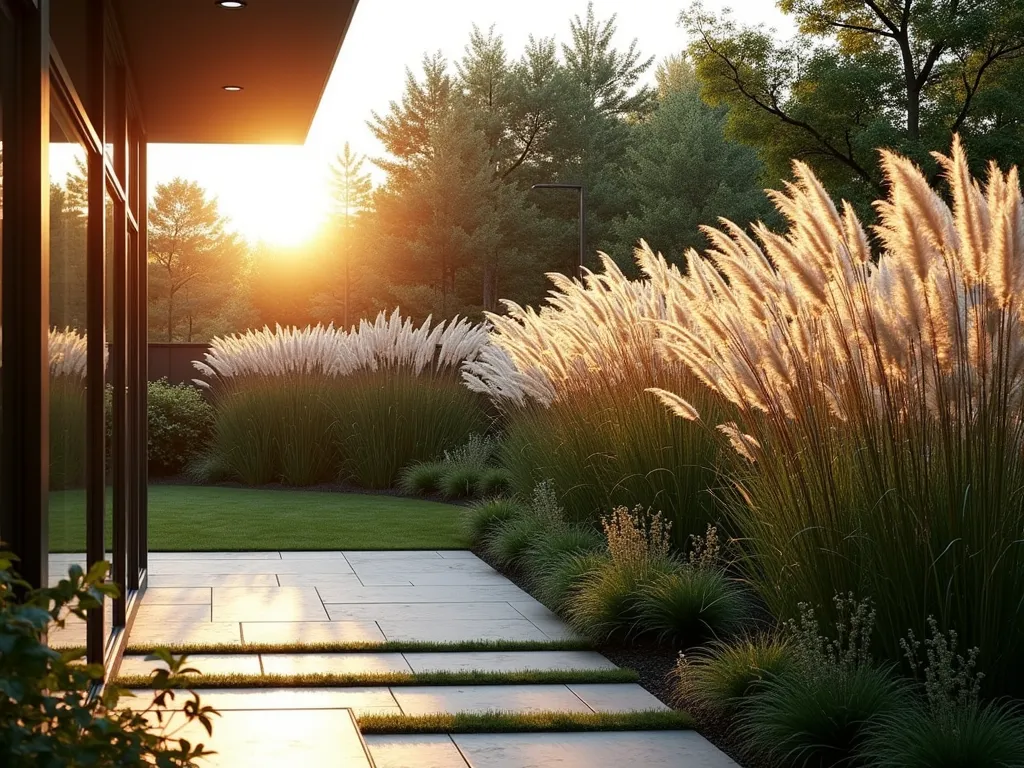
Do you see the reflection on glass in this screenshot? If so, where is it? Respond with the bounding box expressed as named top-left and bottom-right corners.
top-left (47, 102), bottom-right (93, 647)
top-left (0, 10), bottom-right (6, 540)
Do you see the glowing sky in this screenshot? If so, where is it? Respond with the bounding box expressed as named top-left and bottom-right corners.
top-left (142, 0), bottom-right (791, 245)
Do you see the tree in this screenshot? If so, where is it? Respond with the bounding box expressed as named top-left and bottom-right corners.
top-left (368, 52), bottom-right (454, 189)
top-left (375, 106), bottom-right (502, 318)
top-left (683, 0), bottom-right (1024, 209)
top-left (326, 143), bottom-right (373, 327)
top-left (147, 179), bottom-right (243, 342)
top-left (605, 58), bottom-right (768, 272)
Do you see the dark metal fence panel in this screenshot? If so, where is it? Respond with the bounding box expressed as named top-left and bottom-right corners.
top-left (148, 343), bottom-right (211, 387)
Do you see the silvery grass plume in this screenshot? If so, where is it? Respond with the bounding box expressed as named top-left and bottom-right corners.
top-left (194, 309), bottom-right (490, 388)
top-left (647, 137), bottom-right (1024, 695)
top-left (49, 327), bottom-right (90, 379)
top-left (463, 254), bottom-right (686, 406)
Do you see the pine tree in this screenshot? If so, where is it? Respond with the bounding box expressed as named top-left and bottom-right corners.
top-left (605, 59), bottom-right (767, 273)
top-left (327, 142), bottom-right (373, 327)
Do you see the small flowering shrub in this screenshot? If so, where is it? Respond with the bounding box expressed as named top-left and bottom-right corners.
top-left (194, 310), bottom-right (490, 487)
top-left (649, 139), bottom-right (1024, 694)
top-left (147, 379), bottom-right (215, 476)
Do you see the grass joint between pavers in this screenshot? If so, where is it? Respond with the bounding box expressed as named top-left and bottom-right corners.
top-left (115, 668), bottom-right (639, 689)
top-left (124, 639), bottom-right (597, 655)
top-left (355, 710), bottom-right (693, 734)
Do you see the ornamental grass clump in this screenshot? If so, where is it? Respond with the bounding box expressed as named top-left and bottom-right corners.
top-left (463, 258), bottom-right (724, 547)
top-left (195, 310), bottom-right (490, 487)
top-left (49, 328), bottom-right (90, 490)
top-left (567, 505), bottom-right (678, 641)
top-left (741, 596), bottom-right (907, 768)
top-left (864, 619), bottom-right (1024, 767)
top-left (648, 138), bottom-right (1024, 695)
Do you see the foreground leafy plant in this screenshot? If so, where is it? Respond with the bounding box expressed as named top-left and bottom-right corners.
top-left (0, 552), bottom-right (218, 767)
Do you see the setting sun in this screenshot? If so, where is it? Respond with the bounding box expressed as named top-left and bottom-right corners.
top-left (148, 144), bottom-right (333, 247)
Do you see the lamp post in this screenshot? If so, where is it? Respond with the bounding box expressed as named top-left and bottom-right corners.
top-left (532, 183), bottom-right (585, 280)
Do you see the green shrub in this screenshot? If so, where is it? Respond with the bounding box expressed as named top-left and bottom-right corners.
top-left (484, 515), bottom-right (551, 570)
top-left (534, 551), bottom-right (609, 611)
top-left (476, 467), bottom-right (512, 497)
top-left (522, 525), bottom-right (605, 585)
top-left (399, 461), bottom-right (447, 495)
top-left (567, 558), bottom-right (678, 641)
top-left (672, 636), bottom-right (792, 715)
top-left (147, 379), bottom-right (215, 476)
top-left (463, 498), bottom-right (526, 548)
top-left (0, 552), bottom-right (217, 766)
top-left (439, 464), bottom-right (484, 499)
top-left (635, 568), bottom-right (749, 646)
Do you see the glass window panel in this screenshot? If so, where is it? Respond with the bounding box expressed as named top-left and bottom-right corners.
top-left (47, 100), bottom-right (91, 646)
top-left (0, 6), bottom-right (7, 537)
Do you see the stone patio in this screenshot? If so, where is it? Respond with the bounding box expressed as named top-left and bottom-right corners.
top-left (99, 550), bottom-right (738, 766)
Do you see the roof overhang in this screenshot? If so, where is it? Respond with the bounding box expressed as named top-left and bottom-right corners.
top-left (111, 0), bottom-right (358, 144)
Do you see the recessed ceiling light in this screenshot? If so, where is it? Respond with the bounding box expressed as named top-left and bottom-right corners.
top-left (215, 1), bottom-right (247, 7)
top-left (222, 85), bottom-right (243, 91)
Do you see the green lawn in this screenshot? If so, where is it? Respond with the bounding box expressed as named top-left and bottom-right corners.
top-left (48, 485), bottom-right (469, 552)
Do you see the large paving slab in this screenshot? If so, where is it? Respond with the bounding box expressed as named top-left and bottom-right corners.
top-left (119, 653), bottom-right (262, 677)
top-left (212, 587), bottom-right (329, 622)
top-left (151, 708), bottom-right (373, 768)
top-left (452, 731), bottom-right (739, 768)
top-left (148, 559), bottom-right (355, 575)
top-left (365, 734), bottom-right (469, 768)
top-left (126, 621), bottom-right (242, 646)
top-left (402, 651), bottom-right (619, 674)
top-left (241, 620), bottom-right (385, 645)
top-left (147, 551), bottom-right (283, 561)
top-left (260, 652), bottom-right (412, 676)
top-left (568, 683), bottom-right (669, 713)
top-left (141, 587), bottom-right (212, 605)
top-left (140, 686), bottom-right (400, 714)
top-left (147, 574), bottom-right (281, 588)
top-left (378, 618), bottom-right (551, 643)
top-left (390, 684), bottom-right (593, 716)
top-left (313, 585), bottom-right (529, 603)
top-left (324, 602), bottom-right (525, 622)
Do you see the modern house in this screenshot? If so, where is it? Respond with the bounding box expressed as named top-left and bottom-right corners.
top-left (0, 0), bottom-right (358, 676)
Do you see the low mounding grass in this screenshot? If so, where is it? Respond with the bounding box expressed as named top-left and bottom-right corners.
top-left (672, 636), bottom-right (792, 715)
top-left (463, 498), bottom-right (525, 547)
top-left (534, 551), bottom-right (609, 612)
top-left (356, 709), bottom-right (693, 735)
top-left (48, 486), bottom-right (467, 551)
top-left (635, 568), bottom-right (749, 647)
top-left (398, 462), bottom-right (447, 495)
top-left (741, 663), bottom-right (907, 767)
top-left (567, 559), bottom-right (678, 642)
top-left (863, 701), bottom-right (1024, 768)
top-left (484, 515), bottom-right (550, 570)
top-left (476, 467), bottom-right (512, 497)
top-left (125, 638), bottom-right (596, 655)
top-left (116, 668), bottom-right (638, 689)
top-left (522, 525), bottom-right (605, 588)
top-left (438, 464), bottom-right (484, 499)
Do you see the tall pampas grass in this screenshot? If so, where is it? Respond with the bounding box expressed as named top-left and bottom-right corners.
top-left (649, 138), bottom-right (1024, 695)
top-left (48, 328), bottom-right (90, 490)
top-left (196, 310), bottom-right (490, 487)
top-left (464, 256), bottom-right (724, 545)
